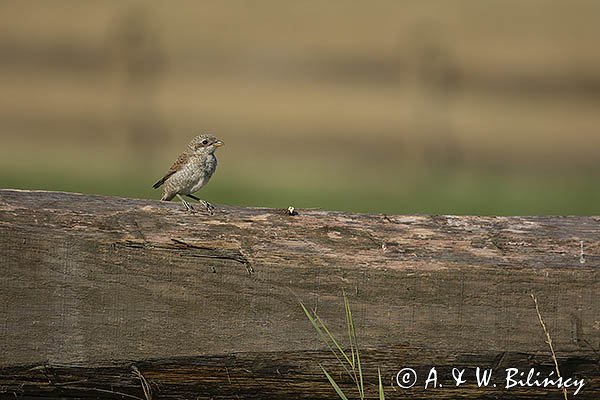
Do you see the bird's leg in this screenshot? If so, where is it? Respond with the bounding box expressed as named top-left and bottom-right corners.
top-left (176, 194), bottom-right (194, 212)
top-left (186, 194), bottom-right (214, 215)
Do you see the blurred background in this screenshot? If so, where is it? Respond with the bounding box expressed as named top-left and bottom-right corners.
top-left (1, 0), bottom-right (599, 215)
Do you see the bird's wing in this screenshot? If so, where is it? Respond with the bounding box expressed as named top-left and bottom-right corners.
top-left (152, 152), bottom-right (190, 189)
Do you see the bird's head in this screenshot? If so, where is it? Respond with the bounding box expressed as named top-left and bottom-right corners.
top-left (188, 134), bottom-right (224, 154)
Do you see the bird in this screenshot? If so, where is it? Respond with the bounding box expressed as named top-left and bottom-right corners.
top-left (153, 134), bottom-right (224, 213)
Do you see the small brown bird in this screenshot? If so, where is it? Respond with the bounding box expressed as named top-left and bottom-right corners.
top-left (153, 134), bottom-right (224, 212)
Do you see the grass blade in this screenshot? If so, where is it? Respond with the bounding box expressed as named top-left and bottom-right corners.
top-left (300, 301), bottom-right (354, 379)
top-left (355, 342), bottom-right (364, 399)
top-left (344, 293), bottom-right (356, 369)
top-left (321, 365), bottom-right (350, 400)
top-left (378, 367), bottom-right (385, 400)
top-left (301, 296), bottom-right (386, 400)
top-left (344, 293), bottom-right (364, 398)
top-left (314, 313), bottom-right (353, 366)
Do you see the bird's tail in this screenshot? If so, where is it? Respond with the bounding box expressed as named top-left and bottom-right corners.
top-left (153, 170), bottom-right (177, 189)
top-left (152, 178), bottom-right (166, 189)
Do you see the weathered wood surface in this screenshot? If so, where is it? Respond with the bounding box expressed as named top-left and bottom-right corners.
top-left (1, 350), bottom-right (597, 399)
top-left (0, 189), bottom-right (598, 399)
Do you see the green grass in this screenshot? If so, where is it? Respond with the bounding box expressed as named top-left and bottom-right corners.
top-left (2, 166), bottom-right (598, 216)
top-left (301, 293), bottom-right (385, 400)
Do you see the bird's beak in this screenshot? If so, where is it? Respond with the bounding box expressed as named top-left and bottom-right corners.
top-left (214, 140), bottom-right (224, 147)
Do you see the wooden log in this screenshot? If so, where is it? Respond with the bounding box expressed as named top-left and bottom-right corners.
top-left (0, 189), bottom-right (598, 399)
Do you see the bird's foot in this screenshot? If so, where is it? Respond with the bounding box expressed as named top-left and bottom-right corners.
top-left (182, 200), bottom-right (195, 213)
top-left (177, 194), bottom-right (196, 213)
top-left (200, 200), bottom-right (215, 215)
top-left (183, 194), bottom-right (214, 214)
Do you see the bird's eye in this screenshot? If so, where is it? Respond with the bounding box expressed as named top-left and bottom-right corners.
top-left (201, 139), bottom-right (209, 145)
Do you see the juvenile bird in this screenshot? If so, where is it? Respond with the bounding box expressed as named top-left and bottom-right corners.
top-left (153, 134), bottom-right (224, 212)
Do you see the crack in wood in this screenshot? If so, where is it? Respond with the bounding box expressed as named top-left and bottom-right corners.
top-left (170, 238), bottom-right (254, 274)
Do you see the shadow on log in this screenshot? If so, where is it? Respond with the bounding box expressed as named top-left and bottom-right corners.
top-left (0, 189), bottom-right (598, 399)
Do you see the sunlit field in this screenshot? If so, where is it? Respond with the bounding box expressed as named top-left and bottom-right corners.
top-left (1, 0), bottom-right (599, 215)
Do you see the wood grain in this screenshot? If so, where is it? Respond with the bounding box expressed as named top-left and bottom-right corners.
top-left (0, 189), bottom-right (598, 399)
